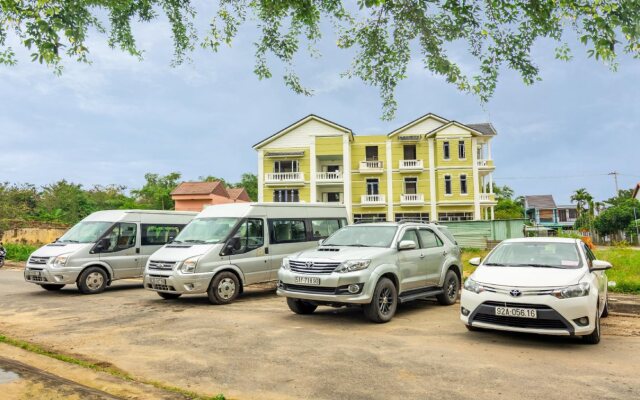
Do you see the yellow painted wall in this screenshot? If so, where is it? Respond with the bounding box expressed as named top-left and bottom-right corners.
top-left (316, 136), bottom-right (343, 156)
top-left (435, 169), bottom-right (474, 202)
top-left (350, 136), bottom-right (388, 171)
top-left (434, 137), bottom-right (473, 167)
top-left (390, 138), bottom-right (430, 167)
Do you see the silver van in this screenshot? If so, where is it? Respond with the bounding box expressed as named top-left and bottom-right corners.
top-left (24, 210), bottom-right (196, 294)
top-left (143, 203), bottom-right (348, 304)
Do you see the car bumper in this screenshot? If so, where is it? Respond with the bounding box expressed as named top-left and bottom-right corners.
top-left (276, 268), bottom-right (375, 304)
top-left (460, 289), bottom-right (596, 336)
top-left (143, 271), bottom-right (214, 294)
top-left (24, 266), bottom-right (81, 285)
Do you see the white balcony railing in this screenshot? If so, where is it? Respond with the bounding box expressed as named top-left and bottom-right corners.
top-left (479, 193), bottom-right (495, 202)
top-left (265, 172), bottom-right (304, 184)
top-left (361, 194), bottom-right (386, 205)
top-left (316, 171), bottom-right (343, 183)
top-left (359, 160), bottom-right (384, 172)
top-left (399, 159), bottom-right (424, 170)
top-left (477, 159), bottom-right (493, 167)
top-left (400, 193), bottom-right (425, 204)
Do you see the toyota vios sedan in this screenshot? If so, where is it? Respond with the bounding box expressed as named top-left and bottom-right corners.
top-left (460, 238), bottom-right (611, 344)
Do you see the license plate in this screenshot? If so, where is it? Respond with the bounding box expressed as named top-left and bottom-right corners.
top-left (294, 276), bottom-right (320, 285)
top-left (27, 271), bottom-right (42, 278)
top-left (495, 307), bottom-right (537, 319)
top-left (151, 278), bottom-right (167, 286)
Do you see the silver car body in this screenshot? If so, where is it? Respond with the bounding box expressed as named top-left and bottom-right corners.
top-left (143, 203), bottom-right (348, 296)
top-left (24, 210), bottom-right (197, 286)
top-left (277, 222), bottom-right (462, 304)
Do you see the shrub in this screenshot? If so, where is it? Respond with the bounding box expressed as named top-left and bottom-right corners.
top-left (4, 243), bottom-right (38, 261)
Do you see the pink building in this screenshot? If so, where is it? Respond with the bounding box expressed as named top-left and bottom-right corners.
top-left (171, 181), bottom-right (250, 212)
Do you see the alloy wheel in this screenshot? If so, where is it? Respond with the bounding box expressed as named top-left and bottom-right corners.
top-left (86, 272), bottom-right (104, 291)
top-left (378, 287), bottom-right (393, 315)
top-left (217, 278), bottom-right (236, 300)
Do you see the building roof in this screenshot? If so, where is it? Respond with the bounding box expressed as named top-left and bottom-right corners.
top-left (424, 121), bottom-right (489, 138)
top-left (171, 181), bottom-right (228, 197)
top-left (253, 114), bottom-right (353, 149)
top-left (466, 123), bottom-right (498, 136)
top-left (387, 112), bottom-right (450, 137)
top-left (557, 204), bottom-right (578, 209)
top-left (525, 195), bottom-right (557, 209)
top-left (227, 188), bottom-right (251, 202)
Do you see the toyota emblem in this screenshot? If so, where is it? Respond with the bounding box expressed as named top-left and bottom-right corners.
top-left (509, 289), bottom-right (522, 297)
top-left (305, 261), bottom-right (314, 269)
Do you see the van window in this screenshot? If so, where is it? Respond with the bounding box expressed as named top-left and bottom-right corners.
top-left (141, 224), bottom-right (184, 246)
top-left (271, 220), bottom-right (307, 243)
top-left (102, 223), bottom-right (137, 252)
top-left (311, 219), bottom-right (341, 239)
top-left (228, 219), bottom-right (264, 254)
top-left (418, 229), bottom-right (443, 248)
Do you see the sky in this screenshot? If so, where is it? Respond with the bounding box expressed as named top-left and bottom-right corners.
top-left (1, 7), bottom-right (639, 205)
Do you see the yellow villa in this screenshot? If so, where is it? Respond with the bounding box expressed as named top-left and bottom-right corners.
top-left (253, 113), bottom-right (497, 223)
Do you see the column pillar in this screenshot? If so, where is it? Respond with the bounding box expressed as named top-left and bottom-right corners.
top-left (489, 172), bottom-right (494, 193)
top-left (487, 140), bottom-right (492, 160)
top-left (471, 137), bottom-right (481, 220)
top-left (428, 138), bottom-right (437, 221)
top-left (491, 206), bottom-right (495, 220)
top-left (342, 134), bottom-right (353, 222)
top-left (310, 138), bottom-right (317, 203)
top-left (258, 150), bottom-right (264, 202)
top-left (386, 139), bottom-right (394, 222)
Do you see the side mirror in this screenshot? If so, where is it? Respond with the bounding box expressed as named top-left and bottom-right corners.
top-left (397, 240), bottom-right (417, 250)
top-left (468, 257), bottom-right (481, 266)
top-left (167, 235), bottom-right (176, 243)
top-left (591, 260), bottom-right (612, 272)
top-left (318, 239), bottom-right (325, 246)
top-left (93, 238), bottom-right (110, 253)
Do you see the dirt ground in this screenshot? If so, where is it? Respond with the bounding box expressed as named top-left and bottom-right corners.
top-left (1, 268), bottom-right (639, 400)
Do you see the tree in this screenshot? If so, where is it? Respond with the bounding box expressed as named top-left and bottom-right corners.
top-left (37, 180), bottom-right (94, 224)
top-left (0, 182), bottom-right (39, 221)
top-left (570, 188), bottom-right (593, 217)
top-left (593, 198), bottom-right (640, 236)
top-left (132, 172), bottom-right (182, 210)
top-left (487, 183), bottom-right (524, 220)
top-left (234, 173), bottom-right (258, 201)
top-left (2, 2), bottom-right (639, 119)
top-left (87, 185), bottom-right (139, 210)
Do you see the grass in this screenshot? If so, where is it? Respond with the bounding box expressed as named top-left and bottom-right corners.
top-left (0, 334), bottom-right (225, 400)
top-left (4, 243), bottom-right (38, 261)
top-left (461, 248), bottom-right (488, 279)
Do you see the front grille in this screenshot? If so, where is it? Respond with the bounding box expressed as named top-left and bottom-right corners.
top-left (289, 260), bottom-right (340, 274)
top-left (148, 260), bottom-right (177, 270)
top-left (473, 314), bottom-right (567, 330)
top-left (483, 301), bottom-right (552, 310)
top-left (282, 283), bottom-right (336, 294)
top-left (28, 256), bottom-right (50, 265)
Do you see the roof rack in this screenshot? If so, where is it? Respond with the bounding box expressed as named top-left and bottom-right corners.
top-left (396, 219), bottom-right (431, 225)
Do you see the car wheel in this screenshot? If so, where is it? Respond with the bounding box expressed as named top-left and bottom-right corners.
top-left (207, 271), bottom-right (240, 305)
top-left (363, 277), bottom-right (398, 323)
top-left (41, 284), bottom-right (65, 291)
top-left (158, 292), bottom-right (182, 300)
top-left (582, 306), bottom-right (601, 345)
top-left (286, 298), bottom-right (317, 314)
top-left (436, 269), bottom-right (460, 306)
top-left (602, 295), bottom-right (609, 318)
top-left (465, 324), bottom-right (478, 331)
top-left (77, 267), bottom-right (108, 294)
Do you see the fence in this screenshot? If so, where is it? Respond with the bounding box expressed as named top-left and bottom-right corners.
top-left (439, 219), bottom-right (527, 249)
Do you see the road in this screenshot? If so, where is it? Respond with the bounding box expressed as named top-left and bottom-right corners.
top-left (1, 268), bottom-right (639, 400)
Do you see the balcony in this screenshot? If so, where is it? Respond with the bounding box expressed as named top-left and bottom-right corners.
top-left (477, 159), bottom-right (495, 168)
top-left (265, 172), bottom-right (304, 185)
top-left (359, 160), bottom-right (384, 174)
top-left (400, 193), bottom-right (425, 205)
top-left (316, 171), bottom-right (343, 185)
top-left (479, 193), bottom-right (497, 203)
top-left (399, 159), bottom-right (424, 172)
top-left (361, 194), bottom-right (386, 206)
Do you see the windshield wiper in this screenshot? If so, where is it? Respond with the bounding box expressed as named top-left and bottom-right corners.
top-left (58, 240), bottom-right (79, 243)
top-left (184, 239), bottom-right (207, 244)
top-left (321, 243), bottom-right (339, 246)
top-left (345, 244), bottom-right (370, 247)
top-left (484, 262), bottom-right (506, 266)
top-left (512, 263), bottom-right (565, 269)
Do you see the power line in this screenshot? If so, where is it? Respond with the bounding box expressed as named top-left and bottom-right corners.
top-left (608, 171), bottom-right (620, 194)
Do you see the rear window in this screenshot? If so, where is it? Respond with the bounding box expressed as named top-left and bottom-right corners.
top-left (437, 227), bottom-right (457, 245)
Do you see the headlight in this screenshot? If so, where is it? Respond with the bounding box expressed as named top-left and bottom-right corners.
top-left (179, 256), bottom-right (200, 274)
top-left (281, 258), bottom-right (290, 270)
top-left (48, 254), bottom-right (71, 268)
top-left (335, 260), bottom-right (371, 273)
top-left (553, 282), bottom-right (590, 299)
top-left (463, 278), bottom-right (484, 294)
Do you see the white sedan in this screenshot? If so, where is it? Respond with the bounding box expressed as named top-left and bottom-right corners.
top-left (460, 238), bottom-right (611, 344)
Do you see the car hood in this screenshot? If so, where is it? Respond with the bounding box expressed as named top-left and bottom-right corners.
top-left (291, 246), bottom-right (393, 262)
top-left (30, 243), bottom-right (93, 258)
top-left (149, 244), bottom-right (220, 262)
top-left (472, 265), bottom-right (588, 288)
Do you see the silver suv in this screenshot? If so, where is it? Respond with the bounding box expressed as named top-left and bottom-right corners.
top-left (277, 221), bottom-right (462, 323)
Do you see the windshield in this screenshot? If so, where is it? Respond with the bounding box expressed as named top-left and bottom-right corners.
top-left (58, 221), bottom-right (113, 243)
top-left (322, 226), bottom-right (398, 248)
top-left (484, 242), bottom-right (583, 269)
top-left (174, 217), bottom-right (239, 244)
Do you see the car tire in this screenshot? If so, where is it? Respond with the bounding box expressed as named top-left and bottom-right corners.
top-left (582, 306), bottom-right (601, 345)
top-left (436, 269), bottom-right (460, 306)
top-left (363, 277), bottom-right (398, 323)
top-left (207, 271), bottom-right (240, 305)
top-left (77, 267), bottom-right (108, 294)
top-left (41, 284), bottom-right (65, 291)
top-left (286, 298), bottom-right (318, 315)
top-left (158, 292), bottom-right (182, 300)
top-left (465, 324), bottom-right (478, 331)
top-left (602, 295), bottom-right (609, 318)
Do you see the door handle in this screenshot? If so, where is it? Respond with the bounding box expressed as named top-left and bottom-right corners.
top-left (442, 251), bottom-right (446, 256)
top-left (265, 247), bottom-right (269, 255)
top-left (420, 254), bottom-right (425, 259)
top-left (136, 248), bottom-right (140, 254)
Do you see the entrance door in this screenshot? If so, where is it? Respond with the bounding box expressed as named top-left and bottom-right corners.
top-left (403, 145), bottom-right (416, 160)
top-left (99, 222), bottom-right (140, 279)
top-left (224, 218), bottom-right (270, 284)
top-left (365, 146), bottom-right (379, 161)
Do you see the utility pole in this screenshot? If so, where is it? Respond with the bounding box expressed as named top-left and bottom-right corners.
top-left (608, 171), bottom-right (620, 195)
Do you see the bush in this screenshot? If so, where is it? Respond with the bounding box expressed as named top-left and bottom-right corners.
top-left (4, 243), bottom-right (38, 261)
top-left (594, 248), bottom-right (640, 294)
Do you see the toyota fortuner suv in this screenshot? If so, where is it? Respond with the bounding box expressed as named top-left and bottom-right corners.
top-left (277, 221), bottom-right (462, 323)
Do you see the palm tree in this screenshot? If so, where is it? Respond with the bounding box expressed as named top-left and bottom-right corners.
top-left (571, 188), bottom-right (593, 217)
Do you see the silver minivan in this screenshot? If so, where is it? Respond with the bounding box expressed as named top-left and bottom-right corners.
top-left (24, 210), bottom-right (196, 294)
top-left (143, 202), bottom-right (348, 304)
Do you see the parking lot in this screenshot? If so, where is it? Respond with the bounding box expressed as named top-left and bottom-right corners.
top-left (1, 268), bottom-right (639, 400)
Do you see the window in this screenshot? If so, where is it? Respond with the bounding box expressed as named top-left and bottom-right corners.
top-left (395, 213), bottom-right (429, 223)
top-left (366, 179), bottom-right (379, 195)
top-left (325, 192), bottom-right (341, 202)
top-left (403, 145), bottom-right (416, 160)
top-left (273, 189), bottom-right (299, 202)
top-left (101, 223), bottom-right (137, 252)
top-left (418, 229), bottom-right (443, 248)
top-left (568, 209), bottom-right (578, 219)
top-left (400, 229), bottom-right (420, 245)
top-left (326, 165), bottom-right (340, 172)
top-left (353, 213), bottom-right (387, 223)
top-left (443, 141), bottom-right (450, 160)
top-left (271, 220), bottom-right (307, 243)
top-left (227, 219), bottom-right (264, 254)
top-left (175, 217), bottom-right (238, 244)
top-left (141, 224), bottom-right (185, 246)
top-left (558, 209), bottom-right (568, 222)
top-left (444, 175), bottom-right (452, 195)
top-left (365, 146), bottom-right (379, 161)
top-left (458, 140), bottom-right (466, 159)
top-left (460, 174), bottom-right (468, 195)
top-left (273, 160), bottom-right (299, 173)
top-left (438, 212), bottom-right (473, 221)
top-left (404, 177), bottom-right (417, 194)
top-left (311, 219), bottom-right (341, 239)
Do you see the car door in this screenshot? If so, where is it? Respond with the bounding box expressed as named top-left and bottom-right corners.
top-left (396, 228), bottom-right (424, 292)
top-left (99, 222), bottom-right (140, 279)
top-left (583, 242), bottom-right (606, 311)
top-left (418, 228), bottom-right (447, 286)
top-left (224, 218), bottom-right (270, 284)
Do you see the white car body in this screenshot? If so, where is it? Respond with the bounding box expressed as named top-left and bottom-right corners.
top-left (460, 238), bottom-right (610, 342)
